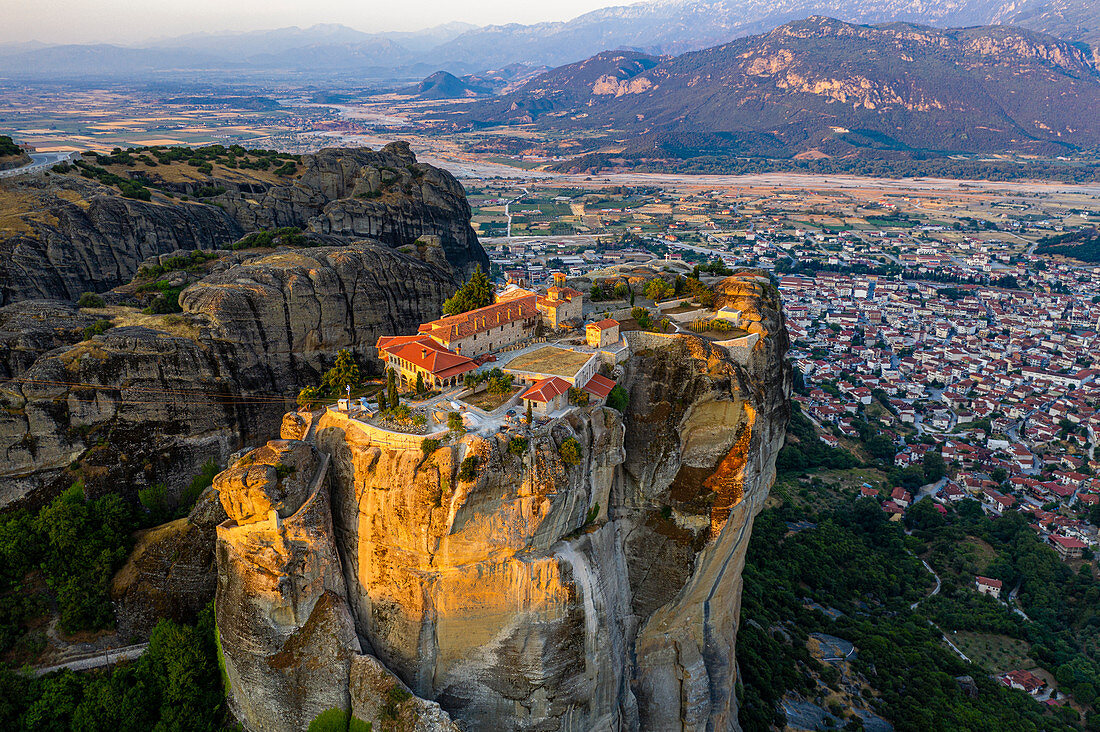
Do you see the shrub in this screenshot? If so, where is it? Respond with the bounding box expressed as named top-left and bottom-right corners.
top-left (457, 455), bottom-right (479, 482)
top-left (307, 708), bottom-right (352, 732)
top-left (558, 437), bottom-right (582, 466)
top-left (508, 437), bottom-right (528, 457)
top-left (568, 387), bottom-right (589, 407)
top-left (631, 307), bottom-right (651, 328)
top-left (420, 438), bottom-right (440, 459)
top-left (77, 292), bottom-right (105, 308)
top-left (138, 482), bottom-right (170, 523)
top-left (81, 319), bottom-right (113, 339)
top-left (179, 458), bottom-right (220, 514)
top-left (298, 385), bottom-right (322, 408)
top-left (606, 385), bottom-right (628, 413)
top-left (448, 411), bottom-right (465, 437)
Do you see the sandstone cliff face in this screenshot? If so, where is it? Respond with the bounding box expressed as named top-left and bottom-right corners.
top-left (0, 142), bottom-right (486, 305)
top-left (215, 437), bottom-right (459, 732)
top-left (0, 242), bottom-right (454, 509)
top-left (215, 271), bottom-right (790, 731)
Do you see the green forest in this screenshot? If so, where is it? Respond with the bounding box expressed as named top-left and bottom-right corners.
top-left (737, 497), bottom-right (1092, 730)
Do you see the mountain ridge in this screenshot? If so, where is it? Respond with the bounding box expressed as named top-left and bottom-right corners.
top-left (456, 17), bottom-right (1100, 162)
top-left (2, 0), bottom-right (1095, 79)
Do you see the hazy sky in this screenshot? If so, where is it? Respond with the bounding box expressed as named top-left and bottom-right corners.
top-left (4, 0), bottom-right (638, 45)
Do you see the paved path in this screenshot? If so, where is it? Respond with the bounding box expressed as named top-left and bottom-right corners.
top-left (34, 642), bottom-right (149, 676)
top-left (0, 151), bottom-right (78, 179)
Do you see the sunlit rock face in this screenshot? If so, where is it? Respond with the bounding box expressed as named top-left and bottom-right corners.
top-left (216, 271), bottom-right (790, 731)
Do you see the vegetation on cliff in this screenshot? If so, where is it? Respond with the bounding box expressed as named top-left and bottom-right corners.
top-left (0, 135), bottom-right (22, 157)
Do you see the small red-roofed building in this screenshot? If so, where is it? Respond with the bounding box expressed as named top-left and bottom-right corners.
top-left (890, 487), bottom-right (912, 508)
top-left (586, 319), bottom-right (620, 348)
top-left (882, 501), bottom-right (905, 520)
top-left (582, 374), bottom-right (616, 403)
top-left (1001, 670), bottom-right (1045, 695)
top-left (975, 576), bottom-right (1002, 599)
top-left (520, 376), bottom-right (571, 416)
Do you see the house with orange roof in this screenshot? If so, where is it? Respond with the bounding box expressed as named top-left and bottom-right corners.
top-left (586, 319), bottom-right (620, 348)
top-left (520, 376), bottom-right (572, 416)
top-left (376, 334), bottom-right (478, 390)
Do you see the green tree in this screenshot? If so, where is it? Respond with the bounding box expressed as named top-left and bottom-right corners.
top-left (443, 266), bottom-right (493, 316)
top-left (923, 451), bottom-right (947, 483)
top-left (508, 437), bottom-right (528, 457)
top-left (606, 385), bottom-right (628, 413)
top-left (323, 350), bottom-right (361, 393)
top-left (415, 372), bottom-right (425, 395)
top-left (559, 437), bottom-right (582, 466)
top-left (448, 411), bottom-right (465, 438)
top-left (387, 368), bottom-right (399, 409)
top-left (457, 456), bottom-right (479, 482)
top-left (526, 401), bottom-right (533, 424)
top-left (420, 438), bottom-right (440, 459)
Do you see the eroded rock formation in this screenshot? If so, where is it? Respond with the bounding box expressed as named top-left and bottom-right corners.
top-left (0, 242), bottom-right (455, 508)
top-left (215, 271), bottom-right (790, 731)
top-left (0, 142), bottom-right (485, 305)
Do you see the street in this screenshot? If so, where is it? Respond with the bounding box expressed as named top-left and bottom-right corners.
top-left (0, 151), bottom-right (79, 179)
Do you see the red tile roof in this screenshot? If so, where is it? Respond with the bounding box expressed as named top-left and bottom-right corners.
top-left (376, 334), bottom-right (477, 379)
top-left (1050, 534), bottom-right (1087, 549)
top-left (520, 376), bottom-right (571, 403)
top-left (418, 294), bottom-right (537, 343)
top-left (976, 576), bottom-right (1003, 589)
top-left (587, 319), bottom-right (619, 331)
top-left (582, 374), bottom-right (616, 399)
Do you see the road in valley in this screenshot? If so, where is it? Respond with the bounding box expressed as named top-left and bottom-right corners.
top-left (34, 642), bottom-right (149, 676)
top-left (0, 151), bottom-right (79, 179)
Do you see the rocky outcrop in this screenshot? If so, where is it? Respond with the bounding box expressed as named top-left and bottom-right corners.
top-left (215, 271), bottom-right (790, 731)
top-left (214, 143), bottom-right (486, 278)
top-left (0, 175), bottom-right (244, 305)
top-left (0, 299), bottom-right (97, 379)
top-left (111, 484), bottom-right (228, 637)
top-left (0, 142), bottom-right (486, 305)
top-left (0, 241), bottom-right (454, 509)
top-left (215, 438), bottom-right (460, 732)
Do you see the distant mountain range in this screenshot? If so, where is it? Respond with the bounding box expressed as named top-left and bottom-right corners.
top-left (0, 0), bottom-right (1096, 80)
top-left (456, 17), bottom-right (1100, 160)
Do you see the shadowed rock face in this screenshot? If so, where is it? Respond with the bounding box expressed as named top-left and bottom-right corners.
top-left (0, 242), bottom-right (454, 509)
top-left (215, 271), bottom-right (791, 731)
top-left (0, 142), bottom-right (486, 305)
